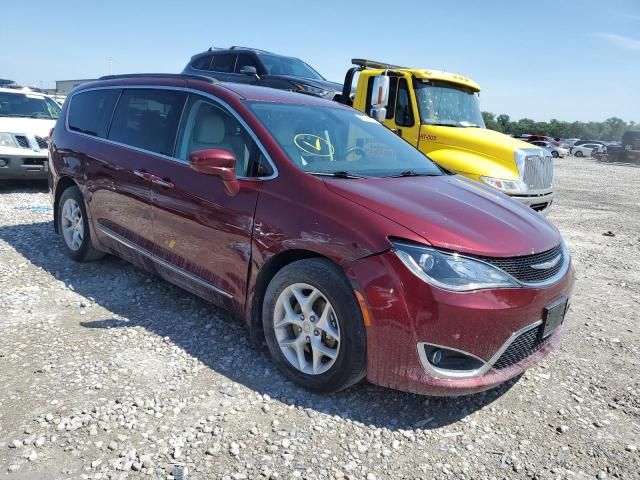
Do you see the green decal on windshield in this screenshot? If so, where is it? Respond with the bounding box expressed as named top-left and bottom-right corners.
top-left (294, 134), bottom-right (335, 157)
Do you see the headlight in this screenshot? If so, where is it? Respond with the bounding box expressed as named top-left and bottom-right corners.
top-left (290, 82), bottom-right (329, 97)
top-left (480, 176), bottom-right (526, 194)
top-left (392, 241), bottom-right (519, 291)
top-left (0, 133), bottom-right (17, 148)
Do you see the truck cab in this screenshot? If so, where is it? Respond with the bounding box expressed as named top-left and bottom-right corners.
top-left (341, 60), bottom-right (555, 213)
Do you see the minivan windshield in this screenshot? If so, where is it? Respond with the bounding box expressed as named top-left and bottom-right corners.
top-left (414, 81), bottom-right (485, 128)
top-left (249, 102), bottom-right (443, 178)
top-left (258, 54), bottom-right (325, 80)
top-left (0, 92), bottom-right (61, 119)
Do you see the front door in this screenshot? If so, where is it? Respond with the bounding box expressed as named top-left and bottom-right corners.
top-left (381, 74), bottom-right (421, 148)
top-left (149, 94), bottom-right (268, 314)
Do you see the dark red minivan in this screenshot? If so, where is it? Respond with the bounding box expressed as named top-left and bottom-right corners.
top-left (49, 74), bottom-right (574, 396)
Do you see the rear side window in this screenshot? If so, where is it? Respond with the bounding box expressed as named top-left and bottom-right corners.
top-left (108, 89), bottom-right (187, 156)
top-left (211, 54), bottom-right (236, 73)
top-left (191, 54), bottom-right (213, 70)
top-left (68, 89), bottom-right (120, 138)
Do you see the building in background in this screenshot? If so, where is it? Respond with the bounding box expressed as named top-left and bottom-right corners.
top-left (44, 79), bottom-right (96, 96)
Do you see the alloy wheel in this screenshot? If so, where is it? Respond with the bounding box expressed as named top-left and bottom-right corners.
top-left (61, 198), bottom-right (84, 251)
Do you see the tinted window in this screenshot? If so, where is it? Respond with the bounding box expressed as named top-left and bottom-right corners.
top-left (68, 89), bottom-right (120, 138)
top-left (108, 89), bottom-right (187, 156)
top-left (191, 54), bottom-right (213, 70)
top-left (175, 95), bottom-right (272, 177)
top-left (235, 53), bottom-right (261, 73)
top-left (211, 54), bottom-right (236, 73)
top-left (395, 79), bottom-right (414, 127)
top-left (257, 54), bottom-right (324, 80)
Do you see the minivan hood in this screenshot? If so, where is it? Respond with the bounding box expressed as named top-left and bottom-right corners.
top-left (0, 117), bottom-right (56, 138)
top-left (324, 175), bottom-right (560, 257)
top-left (422, 125), bottom-right (540, 177)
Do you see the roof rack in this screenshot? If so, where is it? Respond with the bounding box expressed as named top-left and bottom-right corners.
top-left (98, 73), bottom-right (217, 83)
top-left (229, 45), bottom-right (274, 54)
top-left (351, 58), bottom-right (407, 70)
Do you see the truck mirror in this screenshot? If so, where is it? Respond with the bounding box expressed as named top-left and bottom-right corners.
top-left (370, 107), bottom-right (387, 122)
top-left (370, 76), bottom-right (390, 108)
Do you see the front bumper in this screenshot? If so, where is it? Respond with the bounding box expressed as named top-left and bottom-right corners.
top-left (510, 190), bottom-right (555, 214)
top-left (0, 150), bottom-right (48, 179)
top-left (346, 250), bottom-right (574, 396)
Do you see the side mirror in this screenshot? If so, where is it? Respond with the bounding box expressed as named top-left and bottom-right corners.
top-left (370, 107), bottom-right (387, 123)
top-left (369, 75), bottom-right (390, 109)
top-left (189, 148), bottom-right (240, 195)
top-left (240, 65), bottom-right (260, 80)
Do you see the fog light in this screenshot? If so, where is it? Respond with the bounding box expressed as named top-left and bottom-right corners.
top-left (0, 158), bottom-right (7, 167)
top-left (423, 345), bottom-right (485, 371)
top-left (430, 348), bottom-right (443, 365)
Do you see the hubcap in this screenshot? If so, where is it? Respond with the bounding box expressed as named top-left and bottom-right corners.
top-left (61, 198), bottom-right (84, 251)
top-left (273, 283), bottom-right (340, 375)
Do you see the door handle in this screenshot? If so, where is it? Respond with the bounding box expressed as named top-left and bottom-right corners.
top-left (133, 169), bottom-right (148, 179)
top-left (152, 178), bottom-right (174, 189)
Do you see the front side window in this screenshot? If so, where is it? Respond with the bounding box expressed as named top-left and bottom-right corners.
top-left (68, 89), bottom-right (120, 138)
top-left (257, 54), bottom-right (324, 80)
top-left (414, 80), bottom-right (485, 128)
top-left (175, 95), bottom-right (272, 177)
top-left (211, 54), bottom-right (236, 73)
top-left (0, 92), bottom-right (61, 119)
top-left (108, 89), bottom-right (187, 156)
top-left (395, 79), bottom-right (414, 127)
top-left (235, 54), bottom-right (261, 74)
top-left (248, 102), bottom-right (443, 178)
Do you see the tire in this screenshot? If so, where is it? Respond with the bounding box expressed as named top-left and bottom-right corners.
top-left (575, 150), bottom-right (583, 157)
top-left (262, 258), bottom-right (367, 393)
top-left (57, 186), bottom-right (104, 262)
top-left (551, 151), bottom-right (559, 158)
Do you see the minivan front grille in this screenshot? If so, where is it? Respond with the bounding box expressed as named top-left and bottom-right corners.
top-left (478, 244), bottom-right (564, 284)
top-left (523, 155), bottom-right (553, 191)
top-left (493, 325), bottom-right (550, 370)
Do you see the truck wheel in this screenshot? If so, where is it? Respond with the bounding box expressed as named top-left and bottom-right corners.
top-left (58, 186), bottom-right (104, 262)
top-left (575, 151), bottom-right (583, 157)
top-left (262, 258), bottom-right (367, 393)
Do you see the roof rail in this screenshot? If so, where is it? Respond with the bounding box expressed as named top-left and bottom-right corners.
top-left (98, 73), bottom-right (217, 83)
top-left (229, 45), bottom-right (274, 54)
top-left (351, 58), bottom-right (407, 70)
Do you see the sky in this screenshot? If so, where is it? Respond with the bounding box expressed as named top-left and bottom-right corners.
top-left (2, 0), bottom-right (639, 123)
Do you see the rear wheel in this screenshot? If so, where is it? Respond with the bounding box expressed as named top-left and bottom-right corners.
top-left (58, 186), bottom-right (104, 262)
top-left (575, 150), bottom-right (583, 157)
top-left (262, 258), bottom-right (367, 393)
top-left (551, 151), bottom-right (559, 158)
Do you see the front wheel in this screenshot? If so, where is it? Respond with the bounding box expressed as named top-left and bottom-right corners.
top-left (575, 150), bottom-right (583, 157)
top-left (58, 186), bottom-right (104, 262)
top-left (552, 151), bottom-right (559, 158)
top-left (262, 258), bottom-right (367, 393)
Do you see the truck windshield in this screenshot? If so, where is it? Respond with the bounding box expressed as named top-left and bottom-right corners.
top-left (248, 102), bottom-right (443, 178)
top-left (258, 54), bottom-right (325, 81)
top-left (414, 81), bottom-right (485, 128)
top-left (0, 92), bottom-right (61, 119)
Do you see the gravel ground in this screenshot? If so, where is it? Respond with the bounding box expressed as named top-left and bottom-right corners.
top-left (0, 156), bottom-right (639, 480)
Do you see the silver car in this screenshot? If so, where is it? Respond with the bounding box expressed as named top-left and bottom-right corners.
top-left (530, 140), bottom-right (568, 158)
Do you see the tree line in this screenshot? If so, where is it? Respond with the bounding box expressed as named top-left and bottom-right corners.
top-left (481, 113), bottom-right (638, 142)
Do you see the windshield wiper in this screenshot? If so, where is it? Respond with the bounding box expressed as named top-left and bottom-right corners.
top-left (426, 121), bottom-right (461, 127)
top-left (307, 171), bottom-right (367, 179)
top-left (388, 170), bottom-right (439, 178)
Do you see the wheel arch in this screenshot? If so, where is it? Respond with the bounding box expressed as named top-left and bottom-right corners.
top-left (53, 176), bottom-right (79, 234)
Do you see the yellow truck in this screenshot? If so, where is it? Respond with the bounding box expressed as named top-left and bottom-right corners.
top-left (339, 59), bottom-right (555, 213)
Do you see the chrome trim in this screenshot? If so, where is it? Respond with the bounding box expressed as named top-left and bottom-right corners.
top-left (531, 254), bottom-right (561, 270)
top-left (416, 320), bottom-right (544, 380)
top-left (64, 85), bottom-right (279, 180)
top-left (97, 224), bottom-right (233, 299)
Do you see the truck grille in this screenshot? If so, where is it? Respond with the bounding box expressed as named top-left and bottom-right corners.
top-left (523, 155), bottom-right (553, 190)
top-left (15, 135), bottom-right (30, 148)
top-left (493, 325), bottom-right (550, 370)
top-left (477, 244), bottom-right (564, 284)
top-left (35, 136), bottom-right (48, 149)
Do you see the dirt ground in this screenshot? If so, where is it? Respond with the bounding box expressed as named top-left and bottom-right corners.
top-left (0, 155), bottom-right (639, 480)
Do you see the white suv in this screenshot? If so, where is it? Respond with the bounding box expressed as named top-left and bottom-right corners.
top-left (0, 87), bottom-right (61, 179)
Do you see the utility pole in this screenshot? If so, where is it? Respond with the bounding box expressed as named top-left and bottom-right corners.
top-left (108, 56), bottom-right (113, 75)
